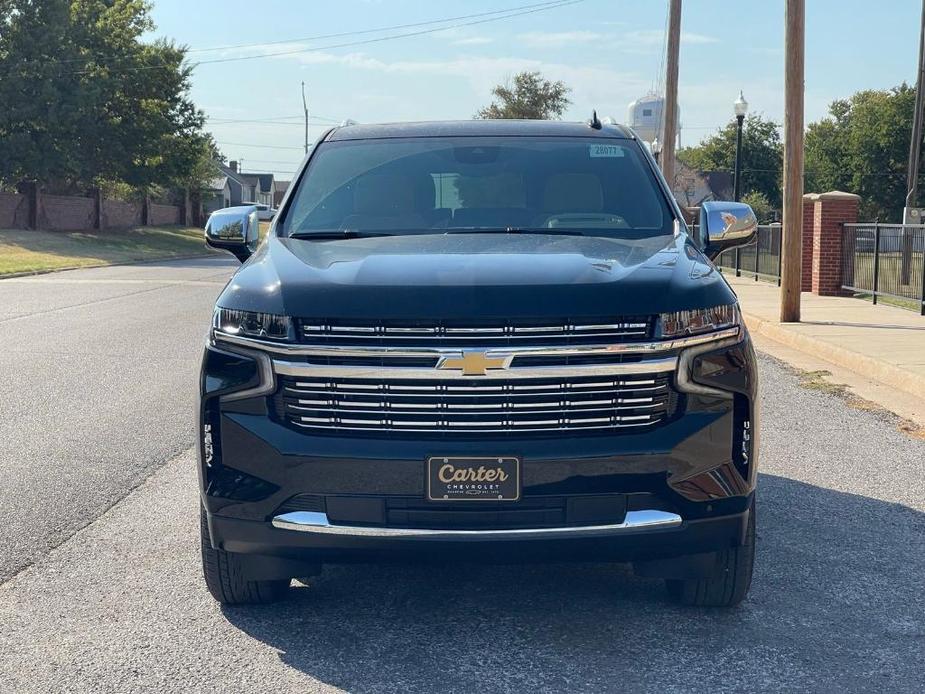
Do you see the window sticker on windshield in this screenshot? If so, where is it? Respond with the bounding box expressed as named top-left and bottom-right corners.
top-left (589, 144), bottom-right (625, 158)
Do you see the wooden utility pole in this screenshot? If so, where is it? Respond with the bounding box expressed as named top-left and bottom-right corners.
top-left (780, 0), bottom-right (805, 323)
top-left (906, 0), bottom-right (925, 213)
top-left (660, 0), bottom-right (681, 186)
top-left (302, 81), bottom-right (310, 154)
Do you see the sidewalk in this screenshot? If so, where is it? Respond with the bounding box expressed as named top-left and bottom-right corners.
top-left (727, 276), bottom-right (925, 399)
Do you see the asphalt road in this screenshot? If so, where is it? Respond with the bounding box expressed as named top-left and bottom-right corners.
top-left (1, 326), bottom-right (923, 693)
top-left (0, 257), bottom-right (236, 582)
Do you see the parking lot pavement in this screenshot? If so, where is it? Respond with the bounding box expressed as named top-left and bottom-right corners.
top-left (1, 355), bottom-right (923, 693)
top-left (0, 257), bottom-right (237, 581)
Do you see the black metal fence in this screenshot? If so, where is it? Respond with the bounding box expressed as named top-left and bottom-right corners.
top-left (715, 224), bottom-right (782, 284)
top-left (841, 223), bottom-right (925, 314)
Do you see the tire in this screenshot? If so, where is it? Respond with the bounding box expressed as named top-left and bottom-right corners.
top-left (666, 498), bottom-right (756, 607)
top-left (200, 505), bottom-right (290, 605)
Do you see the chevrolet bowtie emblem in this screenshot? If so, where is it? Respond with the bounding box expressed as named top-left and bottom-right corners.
top-left (437, 351), bottom-right (513, 376)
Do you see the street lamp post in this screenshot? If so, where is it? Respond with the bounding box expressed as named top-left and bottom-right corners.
top-left (733, 91), bottom-right (749, 277)
top-left (733, 90), bottom-right (749, 202)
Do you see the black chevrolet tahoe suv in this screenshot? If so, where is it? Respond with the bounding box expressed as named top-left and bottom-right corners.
top-left (200, 119), bottom-right (759, 607)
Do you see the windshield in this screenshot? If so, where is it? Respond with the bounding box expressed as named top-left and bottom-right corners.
top-left (280, 136), bottom-right (675, 239)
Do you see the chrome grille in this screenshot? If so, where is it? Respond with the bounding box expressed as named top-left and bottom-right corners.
top-left (299, 318), bottom-right (653, 347)
top-left (277, 373), bottom-right (674, 433)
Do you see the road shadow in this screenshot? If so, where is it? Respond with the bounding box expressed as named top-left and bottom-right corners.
top-left (222, 474), bottom-right (925, 693)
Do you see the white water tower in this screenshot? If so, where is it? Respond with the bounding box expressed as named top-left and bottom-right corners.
top-left (627, 93), bottom-right (680, 147)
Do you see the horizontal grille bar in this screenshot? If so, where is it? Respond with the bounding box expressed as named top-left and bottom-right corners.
top-left (300, 319), bottom-right (653, 347)
top-left (272, 355), bottom-right (679, 381)
top-left (277, 373), bottom-right (675, 434)
top-left (215, 329), bottom-right (740, 365)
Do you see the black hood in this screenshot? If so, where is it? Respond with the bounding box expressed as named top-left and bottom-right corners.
top-left (216, 232), bottom-right (737, 320)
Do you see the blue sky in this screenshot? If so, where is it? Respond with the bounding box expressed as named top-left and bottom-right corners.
top-left (148, 0), bottom-right (923, 179)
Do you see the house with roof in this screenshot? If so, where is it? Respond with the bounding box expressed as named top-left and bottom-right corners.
top-left (202, 174), bottom-right (230, 216)
top-left (241, 172), bottom-right (275, 207)
top-left (200, 160), bottom-right (263, 216)
top-left (273, 180), bottom-right (290, 207)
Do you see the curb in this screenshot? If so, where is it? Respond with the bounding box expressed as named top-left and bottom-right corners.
top-left (742, 310), bottom-right (925, 400)
top-left (0, 251), bottom-right (220, 281)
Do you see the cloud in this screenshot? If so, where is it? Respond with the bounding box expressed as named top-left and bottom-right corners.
top-left (451, 36), bottom-right (493, 46)
top-left (515, 31), bottom-right (607, 47)
top-left (265, 49), bottom-right (648, 122)
top-left (681, 32), bottom-right (720, 45)
top-left (623, 30), bottom-right (719, 48)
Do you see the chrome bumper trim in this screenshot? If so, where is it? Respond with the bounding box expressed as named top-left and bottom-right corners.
top-left (271, 356), bottom-right (678, 380)
top-left (270, 509), bottom-right (683, 539)
top-left (214, 327), bottom-right (741, 359)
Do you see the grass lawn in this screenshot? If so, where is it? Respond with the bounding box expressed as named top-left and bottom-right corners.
top-left (0, 226), bottom-right (217, 277)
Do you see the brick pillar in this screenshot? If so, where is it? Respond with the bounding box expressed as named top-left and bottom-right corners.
top-left (806, 191), bottom-right (860, 296)
top-left (181, 188), bottom-right (191, 226)
top-left (190, 190), bottom-right (202, 227)
top-left (16, 181), bottom-right (39, 230)
top-left (801, 194), bottom-right (815, 291)
top-left (91, 188), bottom-right (103, 229)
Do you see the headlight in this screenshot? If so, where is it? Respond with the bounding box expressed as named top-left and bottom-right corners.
top-left (212, 308), bottom-right (294, 341)
top-left (659, 304), bottom-right (739, 339)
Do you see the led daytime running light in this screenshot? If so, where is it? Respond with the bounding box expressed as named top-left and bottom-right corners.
top-left (660, 304), bottom-right (738, 339)
top-left (213, 308), bottom-right (293, 341)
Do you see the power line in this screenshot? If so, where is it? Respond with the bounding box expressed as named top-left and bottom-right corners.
top-left (236, 158), bottom-right (303, 165)
top-left (207, 114), bottom-right (341, 124)
top-left (193, 0), bottom-right (583, 67)
top-left (208, 119), bottom-right (333, 127)
top-left (68, 0), bottom-right (584, 75)
top-left (25, 0), bottom-right (574, 68)
top-left (188, 0), bottom-right (572, 54)
top-left (216, 140), bottom-right (305, 151)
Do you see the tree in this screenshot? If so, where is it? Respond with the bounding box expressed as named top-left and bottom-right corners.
top-left (677, 115), bottom-right (783, 209)
top-left (0, 0), bottom-right (212, 195)
top-left (741, 190), bottom-right (773, 222)
top-left (476, 71), bottom-right (571, 120)
top-left (805, 85), bottom-right (915, 221)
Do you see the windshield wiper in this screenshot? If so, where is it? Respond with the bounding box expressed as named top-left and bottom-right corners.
top-left (287, 230), bottom-right (395, 240)
top-left (443, 227), bottom-right (586, 236)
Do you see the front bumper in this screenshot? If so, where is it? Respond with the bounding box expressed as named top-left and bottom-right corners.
top-left (198, 331), bottom-right (758, 565)
top-left (206, 504), bottom-right (751, 566)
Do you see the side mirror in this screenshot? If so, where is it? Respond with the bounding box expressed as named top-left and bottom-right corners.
top-left (205, 206), bottom-right (260, 263)
top-left (699, 201), bottom-right (758, 260)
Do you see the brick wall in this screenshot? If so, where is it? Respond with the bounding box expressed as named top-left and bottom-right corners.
top-left (148, 202), bottom-right (181, 226)
top-left (103, 199), bottom-right (143, 228)
top-left (41, 194), bottom-right (95, 231)
top-left (0, 192), bottom-right (29, 229)
top-left (7, 187), bottom-right (185, 231)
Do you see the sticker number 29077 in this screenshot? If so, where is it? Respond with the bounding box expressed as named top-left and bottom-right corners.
top-left (589, 144), bottom-right (625, 158)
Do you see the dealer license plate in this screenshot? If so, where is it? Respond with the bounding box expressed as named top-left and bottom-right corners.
top-left (426, 456), bottom-right (521, 501)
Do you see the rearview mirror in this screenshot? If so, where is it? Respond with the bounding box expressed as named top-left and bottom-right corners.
top-left (699, 201), bottom-right (758, 260)
top-left (205, 206), bottom-right (260, 263)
